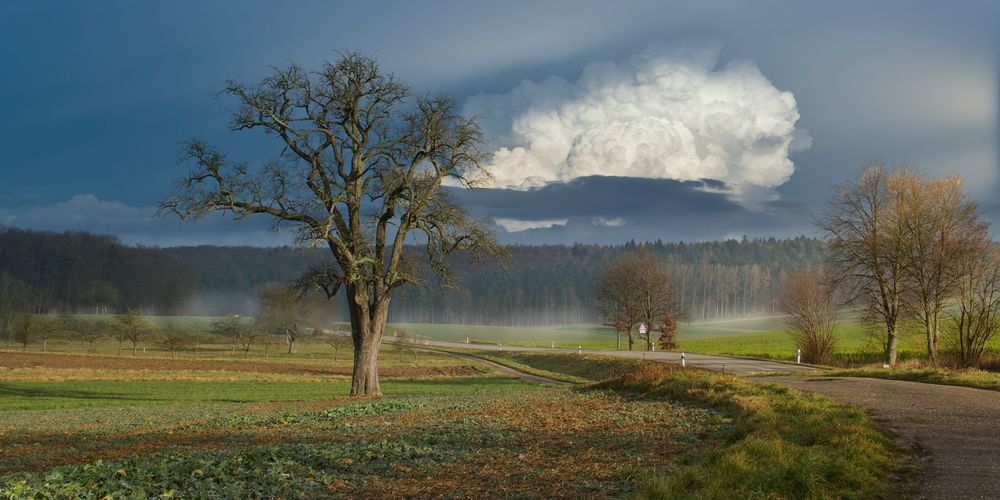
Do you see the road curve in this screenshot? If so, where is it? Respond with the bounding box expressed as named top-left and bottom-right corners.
top-left (419, 339), bottom-right (1000, 498)
top-left (760, 376), bottom-right (1000, 499)
top-left (442, 351), bottom-right (570, 385)
top-left (423, 340), bottom-right (817, 375)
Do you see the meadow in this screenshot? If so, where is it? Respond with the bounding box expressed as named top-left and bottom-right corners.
top-left (0, 345), bottom-right (903, 498)
top-left (0, 346), bottom-right (724, 497)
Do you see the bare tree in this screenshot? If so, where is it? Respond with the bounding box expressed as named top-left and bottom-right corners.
top-left (213, 315), bottom-right (249, 356)
top-left (114, 309), bottom-right (148, 357)
top-left (257, 283), bottom-right (313, 354)
top-left (595, 258), bottom-right (642, 350)
top-left (595, 251), bottom-right (681, 351)
top-left (78, 319), bottom-right (107, 353)
top-left (0, 274), bottom-right (32, 349)
top-left (948, 247), bottom-right (1000, 368)
top-left (12, 312), bottom-right (32, 351)
top-left (325, 331), bottom-right (350, 361)
top-left (161, 53), bottom-right (504, 396)
top-left (893, 171), bottom-right (989, 363)
top-left (819, 163), bottom-right (910, 366)
top-left (632, 251), bottom-right (681, 351)
top-left (778, 268), bottom-right (839, 364)
top-left (158, 321), bottom-right (194, 359)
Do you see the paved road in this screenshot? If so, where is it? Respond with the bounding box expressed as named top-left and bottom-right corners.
top-left (422, 340), bottom-right (817, 375)
top-left (761, 376), bottom-right (1000, 499)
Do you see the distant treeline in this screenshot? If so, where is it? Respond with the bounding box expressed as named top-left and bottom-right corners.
top-left (0, 228), bottom-right (824, 325)
top-left (0, 228), bottom-right (196, 314)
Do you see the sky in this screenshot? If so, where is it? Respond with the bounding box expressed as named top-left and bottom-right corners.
top-left (1, 0), bottom-right (998, 246)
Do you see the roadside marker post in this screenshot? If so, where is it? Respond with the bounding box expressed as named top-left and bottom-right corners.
top-left (578, 346), bottom-right (582, 355)
top-left (681, 352), bottom-right (686, 368)
top-left (551, 341), bottom-right (554, 349)
top-left (797, 349), bottom-right (801, 364)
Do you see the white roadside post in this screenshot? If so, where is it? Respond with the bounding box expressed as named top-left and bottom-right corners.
top-left (551, 341), bottom-right (555, 349)
top-left (578, 345), bottom-right (582, 355)
top-left (797, 348), bottom-right (802, 364)
top-left (681, 352), bottom-right (686, 368)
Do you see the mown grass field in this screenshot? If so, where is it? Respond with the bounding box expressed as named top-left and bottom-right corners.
top-left (0, 345), bottom-right (904, 497)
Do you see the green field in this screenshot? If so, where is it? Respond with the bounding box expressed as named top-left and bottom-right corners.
top-left (0, 378), bottom-right (527, 411)
top-left (0, 349), bottom-right (902, 498)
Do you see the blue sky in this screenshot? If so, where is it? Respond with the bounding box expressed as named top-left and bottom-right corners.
top-left (1, 1), bottom-right (997, 245)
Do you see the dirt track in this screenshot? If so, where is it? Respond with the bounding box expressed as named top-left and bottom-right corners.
top-left (762, 376), bottom-right (1000, 499)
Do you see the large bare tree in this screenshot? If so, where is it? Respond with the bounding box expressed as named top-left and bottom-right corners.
top-left (162, 54), bottom-right (503, 396)
top-left (892, 171), bottom-right (989, 362)
top-left (819, 162), bottom-right (910, 366)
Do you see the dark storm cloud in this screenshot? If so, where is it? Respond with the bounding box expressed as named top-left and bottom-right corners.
top-left (0, 195), bottom-right (288, 247)
top-left (1, 1), bottom-right (996, 246)
top-left (451, 176), bottom-right (814, 244)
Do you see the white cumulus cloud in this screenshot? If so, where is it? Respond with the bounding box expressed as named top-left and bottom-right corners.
top-left (465, 43), bottom-right (809, 199)
top-left (493, 217), bottom-right (569, 232)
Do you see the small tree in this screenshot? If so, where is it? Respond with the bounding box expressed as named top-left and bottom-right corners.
top-left (257, 284), bottom-right (306, 354)
top-left (158, 322), bottom-right (195, 359)
top-left (12, 312), bottom-right (38, 351)
top-left (948, 248), bottom-right (1000, 368)
top-left (0, 274), bottom-right (33, 349)
top-left (658, 314), bottom-right (678, 351)
top-left (78, 319), bottom-right (107, 353)
top-left (779, 268), bottom-right (839, 364)
top-left (325, 331), bottom-right (350, 362)
top-left (394, 329), bottom-right (420, 361)
top-left (56, 311), bottom-right (81, 353)
top-left (114, 309), bottom-right (148, 357)
top-left (213, 315), bottom-right (249, 356)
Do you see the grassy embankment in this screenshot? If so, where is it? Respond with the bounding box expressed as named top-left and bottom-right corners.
top-left (450, 351), bottom-right (905, 498)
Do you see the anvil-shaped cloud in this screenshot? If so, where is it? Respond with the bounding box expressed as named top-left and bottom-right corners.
top-left (465, 43), bottom-right (810, 200)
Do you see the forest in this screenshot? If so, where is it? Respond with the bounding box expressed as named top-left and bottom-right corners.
top-left (0, 227), bottom-right (823, 325)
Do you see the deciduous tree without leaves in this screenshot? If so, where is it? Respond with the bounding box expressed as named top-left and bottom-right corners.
top-left (161, 53), bottom-right (504, 396)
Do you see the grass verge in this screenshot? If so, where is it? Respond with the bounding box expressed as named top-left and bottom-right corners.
top-left (595, 363), bottom-right (903, 499)
top-left (823, 367), bottom-right (1000, 392)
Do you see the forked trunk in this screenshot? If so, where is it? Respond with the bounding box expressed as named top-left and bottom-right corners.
top-left (347, 286), bottom-right (390, 397)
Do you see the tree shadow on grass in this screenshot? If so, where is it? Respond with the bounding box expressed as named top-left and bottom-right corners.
top-left (0, 383), bottom-right (152, 402)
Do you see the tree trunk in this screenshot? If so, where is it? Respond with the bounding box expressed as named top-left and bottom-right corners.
top-left (132, 341), bottom-right (138, 357)
top-left (42, 339), bottom-right (47, 352)
top-left (926, 312), bottom-right (939, 364)
top-left (627, 331), bottom-right (634, 351)
top-left (287, 335), bottom-right (294, 354)
top-left (885, 324), bottom-right (898, 367)
top-left (347, 286), bottom-right (388, 397)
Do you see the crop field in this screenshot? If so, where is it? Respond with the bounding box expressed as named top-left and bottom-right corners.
top-left (0, 348), bottom-right (734, 497)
